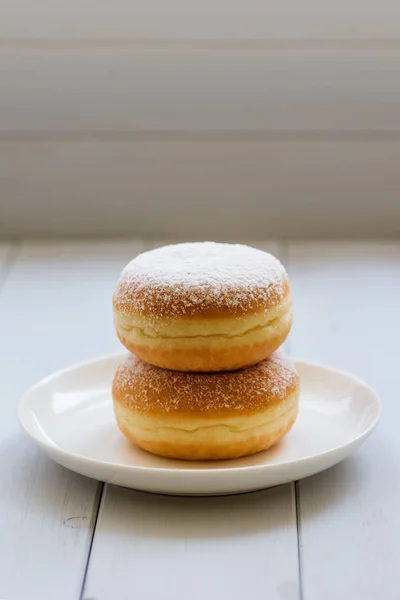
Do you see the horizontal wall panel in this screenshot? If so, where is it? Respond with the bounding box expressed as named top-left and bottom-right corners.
top-left (1, 49), bottom-right (400, 132)
top-left (1, 139), bottom-right (399, 237)
top-left (1, 0), bottom-right (400, 40)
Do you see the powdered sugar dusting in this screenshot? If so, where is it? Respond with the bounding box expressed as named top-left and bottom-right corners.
top-left (113, 242), bottom-right (288, 317)
top-left (113, 351), bottom-right (299, 415)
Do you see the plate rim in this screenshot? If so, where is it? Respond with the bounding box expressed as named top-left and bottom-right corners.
top-left (18, 352), bottom-right (382, 476)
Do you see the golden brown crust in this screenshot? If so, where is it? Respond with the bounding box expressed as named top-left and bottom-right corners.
top-left (114, 276), bottom-right (290, 319)
top-left (114, 296), bottom-right (292, 372)
top-left (112, 242), bottom-right (290, 319)
top-left (112, 351), bottom-right (300, 419)
top-left (115, 313), bottom-right (292, 372)
top-left (114, 397), bottom-right (298, 460)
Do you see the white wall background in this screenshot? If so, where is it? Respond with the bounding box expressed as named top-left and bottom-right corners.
top-left (1, 1), bottom-right (400, 237)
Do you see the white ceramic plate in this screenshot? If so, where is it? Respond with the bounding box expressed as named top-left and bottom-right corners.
top-left (19, 354), bottom-right (381, 496)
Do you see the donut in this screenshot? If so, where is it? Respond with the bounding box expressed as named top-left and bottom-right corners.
top-left (112, 351), bottom-right (300, 460)
top-left (113, 242), bottom-right (292, 372)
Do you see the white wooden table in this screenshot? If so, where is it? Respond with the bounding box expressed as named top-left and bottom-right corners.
top-left (0, 239), bottom-right (398, 600)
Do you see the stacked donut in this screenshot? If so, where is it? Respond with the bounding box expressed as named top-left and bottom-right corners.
top-left (112, 242), bottom-right (300, 460)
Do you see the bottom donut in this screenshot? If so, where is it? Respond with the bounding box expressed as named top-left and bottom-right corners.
top-left (112, 351), bottom-right (300, 461)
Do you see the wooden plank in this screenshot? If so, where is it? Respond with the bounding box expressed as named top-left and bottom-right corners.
top-left (83, 487), bottom-right (299, 600)
top-left (1, 0), bottom-right (400, 40)
top-left (1, 140), bottom-right (400, 238)
top-left (1, 48), bottom-right (399, 132)
top-left (288, 242), bottom-right (400, 600)
top-left (82, 240), bottom-right (299, 600)
top-left (0, 241), bottom-right (145, 600)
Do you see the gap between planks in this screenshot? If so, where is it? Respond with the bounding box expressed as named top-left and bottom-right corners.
top-left (280, 239), bottom-right (304, 600)
top-left (79, 482), bottom-right (105, 600)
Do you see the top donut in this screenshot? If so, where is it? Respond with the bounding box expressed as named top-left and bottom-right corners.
top-left (114, 242), bottom-right (288, 318)
top-left (113, 242), bottom-right (292, 372)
